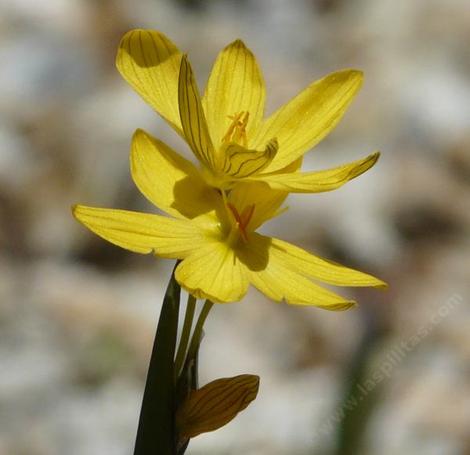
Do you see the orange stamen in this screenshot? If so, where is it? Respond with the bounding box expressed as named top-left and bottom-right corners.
top-left (240, 204), bottom-right (255, 228)
top-left (221, 111), bottom-right (249, 147)
top-left (227, 202), bottom-right (255, 242)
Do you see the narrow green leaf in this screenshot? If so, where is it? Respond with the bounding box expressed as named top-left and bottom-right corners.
top-left (134, 264), bottom-right (181, 455)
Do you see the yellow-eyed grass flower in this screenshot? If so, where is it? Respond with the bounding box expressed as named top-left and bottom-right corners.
top-left (116, 29), bottom-right (379, 192)
top-left (73, 30), bottom-right (388, 454)
top-left (73, 129), bottom-right (386, 309)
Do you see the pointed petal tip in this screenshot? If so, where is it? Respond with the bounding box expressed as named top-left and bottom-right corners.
top-left (312, 298), bottom-right (357, 311)
top-left (331, 300), bottom-right (358, 311)
top-left (368, 150), bottom-right (381, 166)
top-left (116, 30), bottom-right (144, 63)
top-left (71, 204), bottom-right (95, 220)
top-left (354, 150), bottom-right (381, 176)
top-left (345, 68), bottom-right (364, 80)
top-left (330, 69), bottom-right (364, 88)
top-left (353, 70), bottom-right (364, 87)
top-left (353, 274), bottom-right (388, 290)
top-left (290, 299), bottom-right (357, 311)
top-left (130, 129), bottom-right (149, 161)
top-left (117, 29), bottom-right (134, 48)
top-left (131, 128), bottom-right (151, 143)
top-left (223, 39), bottom-right (255, 57)
top-left (132, 128), bottom-right (163, 146)
top-left (352, 69), bottom-right (364, 78)
top-left (231, 39), bottom-right (247, 49)
top-left (360, 151), bottom-right (381, 173)
top-left (117, 29), bottom-right (166, 47)
top-left (328, 68), bottom-right (363, 78)
top-left (115, 29), bottom-right (184, 134)
top-left (71, 204), bottom-right (83, 219)
top-left (132, 127), bottom-right (144, 138)
top-left (374, 279), bottom-right (389, 290)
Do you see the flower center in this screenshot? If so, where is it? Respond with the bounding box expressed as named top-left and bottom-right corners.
top-left (221, 112), bottom-right (249, 147)
top-left (227, 202), bottom-right (255, 243)
top-left (207, 110), bottom-right (277, 190)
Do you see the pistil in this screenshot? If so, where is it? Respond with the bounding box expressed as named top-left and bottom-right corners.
top-left (227, 202), bottom-right (255, 243)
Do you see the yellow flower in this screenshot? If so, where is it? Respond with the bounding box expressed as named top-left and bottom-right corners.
top-left (73, 129), bottom-right (386, 309)
top-left (115, 29), bottom-right (379, 192)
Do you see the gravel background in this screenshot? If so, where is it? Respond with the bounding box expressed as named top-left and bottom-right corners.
top-left (0, 0), bottom-right (469, 454)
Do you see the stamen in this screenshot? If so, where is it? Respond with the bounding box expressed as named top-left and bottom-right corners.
top-left (222, 111), bottom-right (249, 147)
top-left (227, 202), bottom-right (242, 225)
top-left (239, 204), bottom-right (255, 229)
top-left (227, 202), bottom-right (255, 242)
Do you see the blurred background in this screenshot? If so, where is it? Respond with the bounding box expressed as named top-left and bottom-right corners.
top-left (0, 0), bottom-right (469, 454)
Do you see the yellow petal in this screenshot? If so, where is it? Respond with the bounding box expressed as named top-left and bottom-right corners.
top-left (203, 40), bottom-right (265, 145)
top-left (222, 138), bottom-right (278, 179)
top-left (253, 70), bottom-right (364, 172)
top-left (178, 55), bottom-right (217, 169)
top-left (271, 238), bottom-right (387, 288)
top-left (228, 182), bottom-right (288, 231)
top-left (131, 129), bottom-right (223, 219)
top-left (240, 234), bottom-right (356, 310)
top-left (176, 374), bottom-right (259, 439)
top-left (252, 152), bottom-right (379, 193)
top-left (72, 205), bottom-right (204, 257)
top-left (275, 155), bottom-right (303, 173)
top-left (116, 30), bottom-right (183, 134)
top-left (176, 242), bottom-right (248, 303)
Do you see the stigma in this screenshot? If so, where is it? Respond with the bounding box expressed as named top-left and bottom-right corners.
top-left (227, 202), bottom-right (255, 242)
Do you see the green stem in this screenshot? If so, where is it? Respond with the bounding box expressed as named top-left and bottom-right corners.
top-left (174, 294), bottom-right (197, 378)
top-left (186, 299), bottom-right (214, 365)
top-left (175, 300), bottom-right (214, 454)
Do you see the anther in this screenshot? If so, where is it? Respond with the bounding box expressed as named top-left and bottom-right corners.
top-left (222, 111), bottom-right (250, 147)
